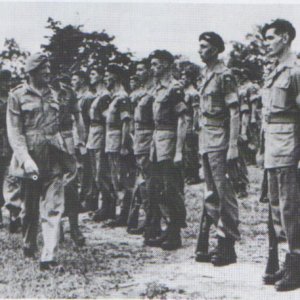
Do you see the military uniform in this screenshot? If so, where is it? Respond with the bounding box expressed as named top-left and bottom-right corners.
top-left (87, 87), bottom-right (115, 221)
top-left (150, 77), bottom-right (187, 230)
top-left (262, 52), bottom-right (300, 254)
top-left (7, 82), bottom-right (67, 262)
top-left (197, 60), bottom-right (240, 250)
top-left (183, 84), bottom-right (200, 183)
top-left (76, 87), bottom-right (98, 210)
top-left (105, 86), bottom-right (134, 222)
top-left (128, 84), bottom-right (160, 236)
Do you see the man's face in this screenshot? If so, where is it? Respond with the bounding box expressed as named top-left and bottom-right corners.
top-left (151, 58), bottom-right (167, 78)
top-left (264, 28), bottom-right (287, 58)
top-left (198, 39), bottom-right (217, 63)
top-left (180, 72), bottom-right (191, 88)
top-left (71, 75), bottom-right (83, 91)
top-left (130, 79), bottom-right (139, 91)
top-left (0, 79), bottom-right (11, 94)
top-left (136, 63), bottom-right (149, 84)
top-left (89, 70), bottom-right (102, 86)
top-left (104, 71), bottom-right (116, 90)
top-left (34, 62), bottom-right (51, 85)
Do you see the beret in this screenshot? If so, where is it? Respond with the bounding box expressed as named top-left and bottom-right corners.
top-left (199, 32), bottom-right (225, 53)
top-left (25, 52), bottom-right (48, 73)
top-left (148, 50), bottom-right (174, 65)
top-left (0, 69), bottom-right (11, 81)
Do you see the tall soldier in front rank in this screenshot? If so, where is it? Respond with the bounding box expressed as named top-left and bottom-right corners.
top-left (145, 50), bottom-right (188, 250)
top-left (87, 66), bottom-right (115, 223)
top-left (195, 32), bottom-right (240, 266)
top-left (7, 53), bottom-right (69, 270)
top-left (104, 64), bottom-right (134, 227)
top-left (127, 59), bottom-right (161, 240)
top-left (261, 19), bottom-right (300, 292)
top-left (0, 70), bottom-right (12, 227)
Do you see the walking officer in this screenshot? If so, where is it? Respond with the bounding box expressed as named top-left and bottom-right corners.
top-left (261, 19), bottom-right (300, 292)
top-left (7, 53), bottom-right (68, 270)
top-left (195, 32), bottom-right (241, 266)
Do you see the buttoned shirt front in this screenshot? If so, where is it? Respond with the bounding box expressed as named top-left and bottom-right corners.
top-left (262, 52), bottom-right (300, 168)
top-left (105, 86), bottom-right (131, 153)
top-left (150, 76), bottom-right (187, 162)
top-left (198, 60), bottom-right (239, 155)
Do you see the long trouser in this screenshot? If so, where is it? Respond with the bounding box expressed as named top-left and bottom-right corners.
top-left (128, 154), bottom-right (161, 231)
top-left (200, 151), bottom-right (240, 241)
top-left (21, 145), bottom-right (64, 262)
top-left (108, 152), bottom-right (136, 221)
top-left (268, 166), bottom-right (300, 254)
top-left (90, 148), bottom-right (115, 217)
top-left (184, 132), bottom-right (200, 180)
top-left (151, 159), bottom-right (186, 228)
top-left (0, 157), bottom-right (10, 223)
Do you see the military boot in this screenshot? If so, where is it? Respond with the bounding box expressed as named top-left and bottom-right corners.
top-left (275, 253), bottom-right (300, 292)
top-left (107, 195), bottom-right (130, 228)
top-left (195, 213), bottom-right (211, 263)
top-left (160, 223), bottom-right (182, 251)
top-left (93, 198), bottom-right (112, 222)
top-left (211, 237), bottom-right (237, 266)
top-left (144, 228), bottom-right (169, 247)
top-left (69, 213), bottom-right (85, 247)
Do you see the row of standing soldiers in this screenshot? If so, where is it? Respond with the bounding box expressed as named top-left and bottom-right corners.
top-left (1, 18), bottom-right (300, 292)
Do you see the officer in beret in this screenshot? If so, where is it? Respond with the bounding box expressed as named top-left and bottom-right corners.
top-left (145, 50), bottom-right (188, 250)
top-left (195, 32), bottom-right (240, 266)
top-left (7, 52), bottom-right (69, 270)
top-left (261, 19), bottom-right (300, 292)
top-left (0, 70), bottom-right (12, 227)
top-left (104, 64), bottom-right (135, 227)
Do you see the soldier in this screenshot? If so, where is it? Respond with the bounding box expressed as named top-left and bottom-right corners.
top-left (145, 50), bottom-right (188, 250)
top-left (54, 74), bottom-right (86, 246)
top-left (71, 71), bottom-right (98, 211)
top-left (129, 75), bottom-right (140, 93)
top-left (87, 66), bottom-right (115, 222)
top-left (0, 70), bottom-right (12, 227)
top-left (104, 64), bottom-right (134, 227)
top-left (261, 19), bottom-right (300, 292)
top-left (127, 59), bottom-right (161, 240)
top-left (180, 64), bottom-right (201, 185)
top-left (7, 53), bottom-right (68, 270)
top-left (195, 32), bottom-right (240, 266)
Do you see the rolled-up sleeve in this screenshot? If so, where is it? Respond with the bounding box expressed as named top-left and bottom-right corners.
top-left (7, 93), bottom-right (31, 166)
top-left (120, 96), bottom-right (131, 121)
top-left (171, 86), bottom-right (187, 116)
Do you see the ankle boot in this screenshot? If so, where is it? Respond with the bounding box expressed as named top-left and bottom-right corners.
top-left (275, 253), bottom-right (300, 292)
top-left (160, 223), bottom-right (182, 251)
top-left (93, 198), bottom-right (112, 222)
top-left (211, 237), bottom-right (237, 266)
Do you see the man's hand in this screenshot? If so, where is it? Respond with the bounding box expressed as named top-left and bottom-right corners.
top-left (174, 152), bottom-right (183, 166)
top-left (227, 144), bottom-right (238, 161)
top-left (120, 146), bottom-right (129, 157)
top-left (79, 145), bottom-right (87, 155)
top-left (256, 152), bottom-right (264, 169)
top-left (23, 159), bottom-right (39, 176)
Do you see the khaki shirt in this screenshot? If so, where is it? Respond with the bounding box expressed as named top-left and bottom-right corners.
top-left (184, 85), bottom-right (200, 133)
top-left (7, 83), bottom-right (66, 177)
top-left (150, 77), bottom-right (187, 162)
top-left (131, 85), bottom-right (154, 155)
top-left (87, 88), bottom-right (111, 150)
top-left (198, 60), bottom-right (238, 155)
top-left (239, 81), bottom-right (260, 113)
top-left (105, 86), bottom-right (131, 153)
top-left (263, 52), bottom-right (300, 168)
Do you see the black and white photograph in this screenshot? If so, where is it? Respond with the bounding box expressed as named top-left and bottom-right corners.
top-left (0, 0), bottom-right (300, 298)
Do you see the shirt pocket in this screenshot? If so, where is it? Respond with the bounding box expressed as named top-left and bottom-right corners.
top-left (271, 76), bottom-right (290, 110)
top-left (20, 101), bottom-right (41, 128)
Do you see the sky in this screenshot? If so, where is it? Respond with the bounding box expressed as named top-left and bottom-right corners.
top-left (1, 2), bottom-right (300, 64)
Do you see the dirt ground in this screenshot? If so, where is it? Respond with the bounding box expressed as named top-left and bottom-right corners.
top-left (0, 166), bottom-right (300, 299)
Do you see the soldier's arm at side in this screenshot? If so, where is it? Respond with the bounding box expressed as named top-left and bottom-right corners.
top-left (6, 93), bottom-right (38, 174)
top-left (73, 111), bottom-right (86, 147)
top-left (292, 68), bottom-right (300, 109)
top-left (240, 111), bottom-right (250, 141)
top-left (120, 96), bottom-right (131, 156)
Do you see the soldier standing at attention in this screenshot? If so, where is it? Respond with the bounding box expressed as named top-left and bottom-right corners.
top-left (7, 53), bottom-right (68, 270)
top-left (104, 64), bottom-right (134, 227)
top-left (195, 32), bottom-right (240, 266)
top-left (71, 71), bottom-right (98, 212)
top-left (145, 50), bottom-right (188, 251)
top-left (0, 70), bottom-right (12, 227)
top-left (261, 19), bottom-right (300, 292)
top-left (87, 66), bottom-right (115, 223)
